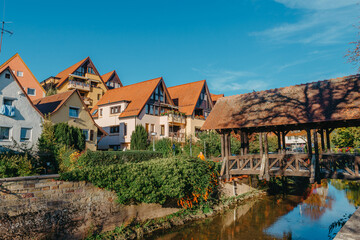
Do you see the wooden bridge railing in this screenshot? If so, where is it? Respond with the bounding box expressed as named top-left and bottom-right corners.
top-left (213, 153), bottom-right (360, 180)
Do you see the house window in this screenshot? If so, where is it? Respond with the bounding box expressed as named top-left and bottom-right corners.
top-left (90, 130), bottom-right (94, 141)
top-left (99, 108), bottom-right (103, 117)
top-left (83, 129), bottom-right (89, 141)
top-left (145, 123), bottom-right (149, 133)
top-left (69, 107), bottom-right (79, 118)
top-left (5, 73), bottom-right (10, 79)
top-left (161, 125), bottom-right (165, 136)
top-left (151, 124), bottom-right (155, 133)
top-left (74, 66), bottom-right (85, 76)
top-left (0, 127), bottom-right (10, 140)
top-left (155, 106), bottom-right (159, 116)
top-left (110, 106), bottom-right (121, 114)
top-left (149, 105), bottom-right (154, 115)
top-left (124, 124), bottom-right (127, 136)
top-left (20, 128), bottom-right (32, 141)
top-left (87, 67), bottom-right (95, 74)
top-left (3, 98), bottom-right (13, 106)
top-left (110, 126), bottom-right (120, 133)
top-left (27, 88), bottom-right (36, 96)
top-left (17, 71), bottom-right (23, 77)
top-left (97, 94), bottom-right (101, 100)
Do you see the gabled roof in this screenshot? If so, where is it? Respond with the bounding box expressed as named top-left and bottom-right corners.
top-left (33, 90), bottom-right (107, 136)
top-left (211, 93), bottom-right (224, 103)
top-left (54, 57), bottom-right (108, 89)
top-left (91, 77), bottom-right (172, 118)
top-left (202, 74), bottom-right (360, 131)
top-left (101, 70), bottom-right (123, 86)
top-left (0, 53), bottom-right (46, 99)
top-left (168, 80), bottom-right (212, 116)
top-left (1, 66), bottom-right (44, 118)
top-left (33, 90), bottom-right (75, 115)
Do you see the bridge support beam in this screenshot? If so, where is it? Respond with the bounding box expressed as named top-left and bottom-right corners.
top-left (307, 129), bottom-right (315, 183)
top-left (313, 129), bottom-right (320, 183)
top-left (264, 133), bottom-right (270, 181)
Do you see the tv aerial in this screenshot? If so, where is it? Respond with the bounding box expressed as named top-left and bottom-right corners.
top-left (0, 0), bottom-right (13, 54)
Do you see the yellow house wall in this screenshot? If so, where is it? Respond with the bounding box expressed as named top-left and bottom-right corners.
top-left (185, 116), bottom-right (206, 141)
top-left (50, 93), bottom-right (98, 151)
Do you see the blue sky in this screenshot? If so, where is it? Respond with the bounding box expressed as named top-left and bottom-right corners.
top-left (1, 0), bottom-right (359, 96)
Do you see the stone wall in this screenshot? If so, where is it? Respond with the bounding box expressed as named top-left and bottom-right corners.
top-left (0, 175), bottom-right (179, 240)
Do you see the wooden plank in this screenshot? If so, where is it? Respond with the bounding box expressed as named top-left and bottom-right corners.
top-left (230, 169), bottom-right (261, 175)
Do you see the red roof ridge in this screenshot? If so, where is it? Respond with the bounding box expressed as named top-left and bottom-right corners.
top-left (168, 79), bottom-right (206, 89)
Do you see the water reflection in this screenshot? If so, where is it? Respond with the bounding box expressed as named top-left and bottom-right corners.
top-left (150, 180), bottom-right (360, 240)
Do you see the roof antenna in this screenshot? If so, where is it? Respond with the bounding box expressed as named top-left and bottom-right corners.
top-left (0, 0), bottom-right (13, 54)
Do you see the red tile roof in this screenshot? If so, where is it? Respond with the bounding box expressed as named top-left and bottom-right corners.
top-left (211, 93), bottom-right (224, 103)
top-left (0, 53), bottom-right (46, 100)
top-left (33, 90), bottom-right (75, 115)
top-left (101, 70), bottom-right (123, 86)
top-left (168, 80), bottom-right (209, 116)
top-left (91, 77), bottom-right (170, 118)
top-left (202, 74), bottom-right (360, 131)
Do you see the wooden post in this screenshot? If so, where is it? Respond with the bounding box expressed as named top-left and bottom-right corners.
top-left (224, 132), bottom-right (231, 180)
top-left (307, 129), bottom-right (314, 183)
top-left (282, 131), bottom-right (288, 153)
top-left (220, 133), bottom-right (226, 176)
top-left (244, 132), bottom-right (249, 155)
top-left (259, 132), bottom-right (265, 180)
top-left (240, 131), bottom-right (244, 156)
top-left (325, 128), bottom-right (331, 153)
top-left (319, 129), bottom-right (325, 153)
top-left (264, 132), bottom-right (270, 181)
top-left (313, 130), bottom-right (320, 183)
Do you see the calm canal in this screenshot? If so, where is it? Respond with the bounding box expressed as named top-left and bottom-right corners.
top-left (149, 179), bottom-right (360, 240)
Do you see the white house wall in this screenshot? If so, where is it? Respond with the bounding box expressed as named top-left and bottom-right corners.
top-left (0, 69), bottom-right (43, 149)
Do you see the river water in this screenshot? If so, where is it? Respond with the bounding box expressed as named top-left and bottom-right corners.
top-left (150, 179), bottom-right (360, 240)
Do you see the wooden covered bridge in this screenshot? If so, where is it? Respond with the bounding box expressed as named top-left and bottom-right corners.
top-left (202, 74), bottom-right (360, 183)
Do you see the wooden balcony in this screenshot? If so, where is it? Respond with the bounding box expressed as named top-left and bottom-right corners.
top-left (168, 113), bottom-right (186, 124)
top-left (68, 81), bottom-right (90, 91)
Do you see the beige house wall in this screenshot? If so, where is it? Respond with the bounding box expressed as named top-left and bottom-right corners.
top-left (185, 116), bottom-right (206, 141)
top-left (50, 93), bottom-right (98, 151)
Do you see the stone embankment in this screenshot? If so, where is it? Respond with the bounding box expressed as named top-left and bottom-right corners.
top-left (0, 175), bottom-right (178, 240)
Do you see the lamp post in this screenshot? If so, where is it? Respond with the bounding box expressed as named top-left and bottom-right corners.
top-left (151, 132), bottom-right (157, 151)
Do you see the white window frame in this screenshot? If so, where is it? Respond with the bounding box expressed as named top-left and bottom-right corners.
top-left (0, 126), bottom-right (12, 141)
top-left (20, 128), bottom-right (32, 142)
top-left (69, 106), bottom-right (80, 118)
top-left (17, 71), bottom-right (24, 77)
top-left (27, 88), bottom-right (36, 96)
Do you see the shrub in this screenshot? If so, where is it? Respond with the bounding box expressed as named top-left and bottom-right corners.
top-left (130, 125), bottom-right (148, 150)
top-left (73, 150), bottom-right (163, 168)
top-left (54, 122), bottom-right (85, 151)
top-left (0, 153), bottom-right (35, 178)
top-left (61, 156), bottom-right (219, 207)
top-left (148, 138), bottom-right (181, 157)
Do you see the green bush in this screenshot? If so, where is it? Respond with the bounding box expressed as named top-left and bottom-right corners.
top-left (74, 150), bottom-right (163, 168)
top-left (130, 125), bottom-right (148, 150)
top-left (0, 153), bottom-right (36, 178)
top-left (148, 138), bottom-right (181, 157)
top-left (60, 156), bottom-right (219, 206)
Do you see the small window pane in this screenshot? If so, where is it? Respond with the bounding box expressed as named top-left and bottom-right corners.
top-left (149, 105), bottom-right (154, 115)
top-left (27, 88), bottom-right (36, 96)
top-left (3, 99), bottom-right (13, 106)
top-left (17, 71), bottom-right (23, 77)
top-left (0, 127), bottom-right (10, 140)
top-left (83, 129), bottom-right (89, 141)
top-left (20, 128), bottom-right (31, 141)
top-left (69, 107), bottom-right (79, 118)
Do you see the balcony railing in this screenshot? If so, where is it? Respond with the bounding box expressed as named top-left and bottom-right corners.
top-left (168, 113), bottom-right (186, 124)
top-left (68, 80), bottom-right (90, 91)
top-left (169, 132), bottom-right (185, 142)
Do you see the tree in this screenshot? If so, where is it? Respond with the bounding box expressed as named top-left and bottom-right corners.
top-left (249, 133), bottom-right (278, 153)
top-left (332, 127), bottom-right (360, 148)
top-left (346, 24), bottom-right (360, 72)
top-left (130, 125), bottom-right (148, 150)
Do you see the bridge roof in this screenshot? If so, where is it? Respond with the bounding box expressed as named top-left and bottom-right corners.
top-left (202, 74), bottom-right (360, 132)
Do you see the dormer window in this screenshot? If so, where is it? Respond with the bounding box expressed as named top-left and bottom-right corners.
top-left (27, 88), bottom-right (36, 96)
top-left (17, 71), bottom-right (23, 77)
top-left (110, 106), bottom-right (121, 114)
top-left (5, 73), bottom-right (10, 79)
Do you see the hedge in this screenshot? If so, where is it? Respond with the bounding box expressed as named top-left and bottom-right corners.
top-left (76, 150), bottom-right (163, 167)
top-left (60, 156), bottom-right (219, 206)
top-left (0, 153), bottom-right (36, 178)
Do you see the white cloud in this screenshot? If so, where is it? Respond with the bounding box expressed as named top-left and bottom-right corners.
top-left (251, 0), bottom-right (360, 44)
top-left (192, 68), bottom-right (269, 92)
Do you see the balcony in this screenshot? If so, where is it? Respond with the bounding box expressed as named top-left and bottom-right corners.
top-left (68, 80), bottom-right (90, 91)
top-left (83, 97), bottom-right (92, 106)
top-left (169, 132), bottom-right (185, 142)
top-left (167, 113), bottom-right (186, 124)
